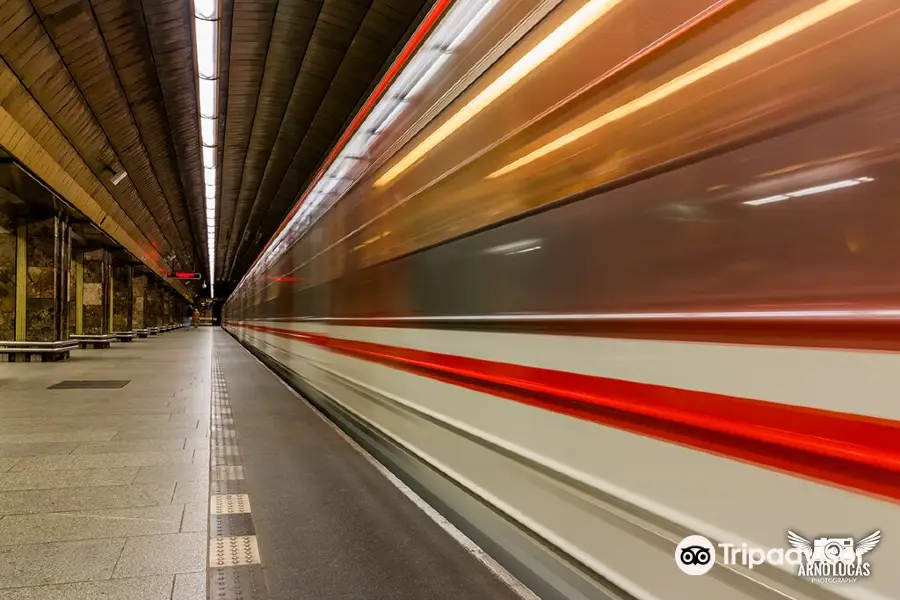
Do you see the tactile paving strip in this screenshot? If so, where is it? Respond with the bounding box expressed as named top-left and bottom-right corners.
top-left (209, 357), bottom-right (270, 599)
top-left (211, 513), bottom-right (256, 537)
top-left (211, 466), bottom-right (244, 480)
top-left (211, 479), bottom-right (249, 495)
top-left (210, 536), bottom-right (261, 567)
top-left (209, 565), bottom-right (268, 600)
top-left (211, 494), bottom-right (251, 515)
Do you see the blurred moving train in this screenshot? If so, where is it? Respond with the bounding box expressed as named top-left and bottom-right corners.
top-left (224, 0), bottom-right (900, 598)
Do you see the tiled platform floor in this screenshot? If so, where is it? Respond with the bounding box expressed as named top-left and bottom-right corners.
top-left (0, 329), bottom-right (211, 600)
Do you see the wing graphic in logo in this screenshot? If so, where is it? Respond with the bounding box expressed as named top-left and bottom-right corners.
top-left (787, 530), bottom-right (814, 561)
top-left (855, 531), bottom-right (881, 558)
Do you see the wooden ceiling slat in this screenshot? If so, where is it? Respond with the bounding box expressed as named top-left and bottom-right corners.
top-left (224, 0), bottom-right (372, 278)
top-left (218, 0), bottom-right (321, 280)
top-left (0, 0), bottom-right (432, 286)
top-left (141, 0), bottom-right (207, 273)
top-left (0, 59), bottom-right (169, 278)
top-left (0, 0), bottom-right (178, 262)
top-left (33, 0), bottom-right (194, 268)
top-left (230, 0), bottom-right (427, 277)
top-left (213, 0), bottom-right (234, 279)
top-left (92, 0), bottom-right (200, 270)
top-left (215, 0), bottom-right (277, 280)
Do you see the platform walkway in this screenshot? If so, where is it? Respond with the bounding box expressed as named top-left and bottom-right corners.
top-left (0, 329), bottom-right (211, 600)
top-left (0, 328), bottom-right (528, 600)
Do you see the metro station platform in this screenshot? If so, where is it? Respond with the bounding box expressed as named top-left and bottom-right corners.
top-left (0, 328), bottom-right (529, 600)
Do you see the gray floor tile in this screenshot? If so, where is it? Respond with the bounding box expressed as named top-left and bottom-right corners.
top-left (8, 417), bottom-right (171, 434)
top-left (71, 439), bottom-right (187, 455)
top-left (112, 532), bottom-right (206, 578)
top-left (172, 572), bottom-right (205, 600)
top-left (11, 450), bottom-right (194, 472)
top-left (165, 416), bottom-right (202, 428)
top-left (172, 480), bottom-right (209, 505)
top-left (0, 442), bottom-right (80, 458)
top-left (0, 575), bottom-right (173, 600)
top-left (180, 502), bottom-right (207, 533)
top-left (0, 538), bottom-right (125, 589)
top-left (0, 418), bottom-right (51, 433)
top-left (0, 504), bottom-right (184, 544)
top-left (192, 448), bottom-right (210, 464)
top-left (0, 468), bottom-right (138, 492)
top-left (183, 438), bottom-right (210, 450)
top-left (0, 432), bottom-right (118, 444)
top-left (0, 483), bottom-right (174, 516)
top-left (113, 428), bottom-right (209, 441)
top-left (132, 464), bottom-right (209, 484)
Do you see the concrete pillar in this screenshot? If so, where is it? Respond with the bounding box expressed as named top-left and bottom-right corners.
top-left (81, 248), bottom-right (111, 335)
top-left (16, 216), bottom-right (71, 342)
top-left (145, 278), bottom-right (160, 332)
top-left (0, 210), bottom-right (14, 340)
top-left (111, 263), bottom-right (133, 334)
top-left (73, 250), bottom-right (83, 334)
top-left (132, 273), bottom-right (147, 335)
top-left (162, 288), bottom-right (172, 328)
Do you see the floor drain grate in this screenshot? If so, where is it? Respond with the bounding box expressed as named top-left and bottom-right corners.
top-left (48, 380), bottom-right (131, 390)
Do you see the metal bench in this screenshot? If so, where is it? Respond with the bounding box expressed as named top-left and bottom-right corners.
top-left (0, 340), bottom-right (79, 362)
top-left (112, 331), bottom-right (135, 342)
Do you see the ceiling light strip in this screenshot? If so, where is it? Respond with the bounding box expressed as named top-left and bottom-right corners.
top-left (193, 0), bottom-right (220, 297)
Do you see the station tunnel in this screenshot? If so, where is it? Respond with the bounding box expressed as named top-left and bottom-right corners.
top-left (0, 1), bottom-right (897, 599)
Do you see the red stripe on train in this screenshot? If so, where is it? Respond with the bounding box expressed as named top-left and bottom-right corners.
top-left (233, 322), bottom-right (900, 502)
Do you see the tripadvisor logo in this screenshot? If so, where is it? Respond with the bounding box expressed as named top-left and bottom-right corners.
top-left (675, 531), bottom-right (881, 584)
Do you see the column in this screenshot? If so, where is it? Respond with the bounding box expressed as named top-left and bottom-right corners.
top-left (162, 288), bottom-right (172, 329)
top-left (20, 216), bottom-right (71, 342)
top-left (145, 278), bottom-right (159, 333)
top-left (132, 272), bottom-right (147, 336)
top-left (68, 248), bottom-right (76, 336)
top-left (1, 215), bottom-right (72, 361)
top-left (0, 210), bottom-right (14, 340)
top-left (81, 248), bottom-right (111, 335)
top-left (111, 262), bottom-right (133, 335)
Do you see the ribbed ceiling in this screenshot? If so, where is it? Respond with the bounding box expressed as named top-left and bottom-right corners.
top-left (0, 0), bottom-right (433, 289)
top-left (217, 0), bottom-right (433, 284)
